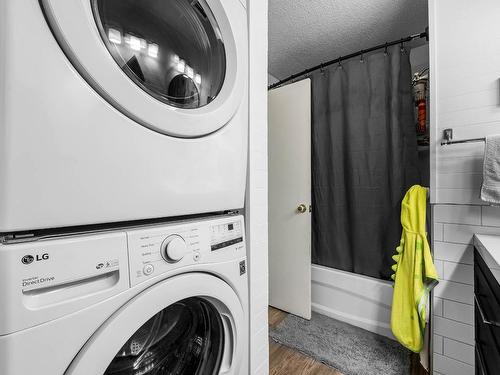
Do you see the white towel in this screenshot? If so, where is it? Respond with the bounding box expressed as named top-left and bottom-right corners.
top-left (481, 135), bottom-right (500, 204)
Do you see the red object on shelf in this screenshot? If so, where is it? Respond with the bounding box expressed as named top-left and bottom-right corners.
top-left (417, 99), bottom-right (426, 135)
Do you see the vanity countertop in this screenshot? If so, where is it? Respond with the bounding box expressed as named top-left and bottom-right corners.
top-left (474, 234), bottom-right (500, 284)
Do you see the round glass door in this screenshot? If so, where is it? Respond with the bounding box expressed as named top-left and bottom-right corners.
top-left (42, 0), bottom-right (246, 137)
top-left (104, 297), bottom-right (224, 375)
top-left (92, 0), bottom-right (226, 109)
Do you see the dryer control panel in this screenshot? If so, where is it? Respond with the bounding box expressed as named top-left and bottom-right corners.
top-left (127, 215), bottom-right (245, 286)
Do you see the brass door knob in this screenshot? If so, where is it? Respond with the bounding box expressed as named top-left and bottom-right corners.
top-left (297, 204), bottom-right (307, 213)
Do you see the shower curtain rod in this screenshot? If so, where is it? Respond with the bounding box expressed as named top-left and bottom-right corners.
top-left (268, 28), bottom-right (429, 90)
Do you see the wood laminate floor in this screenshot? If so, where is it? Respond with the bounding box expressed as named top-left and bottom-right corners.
top-left (269, 307), bottom-right (343, 375)
top-left (268, 307), bottom-right (428, 375)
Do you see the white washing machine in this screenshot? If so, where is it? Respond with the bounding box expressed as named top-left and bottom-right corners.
top-left (0, 0), bottom-right (248, 232)
top-left (0, 215), bottom-right (248, 374)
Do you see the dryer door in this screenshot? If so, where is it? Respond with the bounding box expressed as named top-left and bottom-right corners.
top-left (41, 0), bottom-right (247, 138)
top-left (65, 273), bottom-right (245, 375)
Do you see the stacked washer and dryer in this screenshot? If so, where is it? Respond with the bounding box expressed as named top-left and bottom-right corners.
top-left (0, 0), bottom-right (249, 374)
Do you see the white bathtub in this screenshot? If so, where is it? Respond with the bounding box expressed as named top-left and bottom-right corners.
top-left (311, 264), bottom-right (395, 339)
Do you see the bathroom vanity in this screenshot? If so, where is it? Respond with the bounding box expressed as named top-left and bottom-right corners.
top-left (474, 234), bottom-right (500, 375)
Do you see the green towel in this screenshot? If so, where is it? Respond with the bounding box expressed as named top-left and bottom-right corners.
top-left (390, 185), bottom-right (439, 353)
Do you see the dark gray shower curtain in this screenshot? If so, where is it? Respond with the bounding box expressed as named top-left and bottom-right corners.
top-left (311, 45), bottom-right (419, 280)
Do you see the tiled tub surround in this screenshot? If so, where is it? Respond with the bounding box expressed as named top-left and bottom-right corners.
top-left (432, 206), bottom-right (500, 375)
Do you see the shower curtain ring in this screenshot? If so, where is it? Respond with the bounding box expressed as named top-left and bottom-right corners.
top-left (338, 57), bottom-right (342, 69)
top-left (360, 50), bottom-right (364, 63)
top-left (400, 40), bottom-right (405, 53)
top-left (320, 63), bottom-right (325, 74)
top-left (384, 43), bottom-right (388, 56)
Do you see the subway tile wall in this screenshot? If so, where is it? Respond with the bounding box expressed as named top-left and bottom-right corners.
top-left (429, 1), bottom-right (500, 374)
top-left (432, 205), bottom-right (500, 375)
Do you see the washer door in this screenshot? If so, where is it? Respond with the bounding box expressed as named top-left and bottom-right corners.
top-left (41, 0), bottom-right (247, 138)
top-left (65, 273), bottom-right (244, 375)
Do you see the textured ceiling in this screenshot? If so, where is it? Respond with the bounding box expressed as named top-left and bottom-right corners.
top-left (269, 0), bottom-right (428, 79)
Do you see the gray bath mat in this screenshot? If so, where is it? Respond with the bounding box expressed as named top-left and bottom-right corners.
top-left (269, 312), bottom-right (411, 375)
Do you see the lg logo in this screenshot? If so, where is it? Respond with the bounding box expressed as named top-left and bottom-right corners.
top-left (21, 253), bottom-right (49, 265)
top-left (21, 255), bottom-right (34, 265)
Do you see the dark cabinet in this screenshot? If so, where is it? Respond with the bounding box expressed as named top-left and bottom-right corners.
top-left (474, 248), bottom-right (500, 375)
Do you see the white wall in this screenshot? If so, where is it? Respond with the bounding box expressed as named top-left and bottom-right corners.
top-left (411, 44), bottom-right (429, 74)
top-left (430, 0), bottom-right (500, 204)
top-left (247, 0), bottom-right (269, 374)
top-left (429, 1), bottom-right (500, 374)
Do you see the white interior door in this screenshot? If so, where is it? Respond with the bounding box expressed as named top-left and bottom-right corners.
top-left (268, 79), bottom-right (311, 320)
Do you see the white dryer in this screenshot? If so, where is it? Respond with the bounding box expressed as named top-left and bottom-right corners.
top-left (0, 215), bottom-right (248, 374)
top-left (0, 0), bottom-right (248, 232)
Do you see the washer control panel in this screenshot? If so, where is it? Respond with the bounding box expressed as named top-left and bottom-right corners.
top-left (210, 220), bottom-right (243, 251)
top-left (160, 235), bottom-right (188, 263)
top-left (127, 215), bottom-right (245, 286)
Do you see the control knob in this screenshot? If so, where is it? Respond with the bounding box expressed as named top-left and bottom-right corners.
top-left (161, 235), bottom-right (187, 263)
